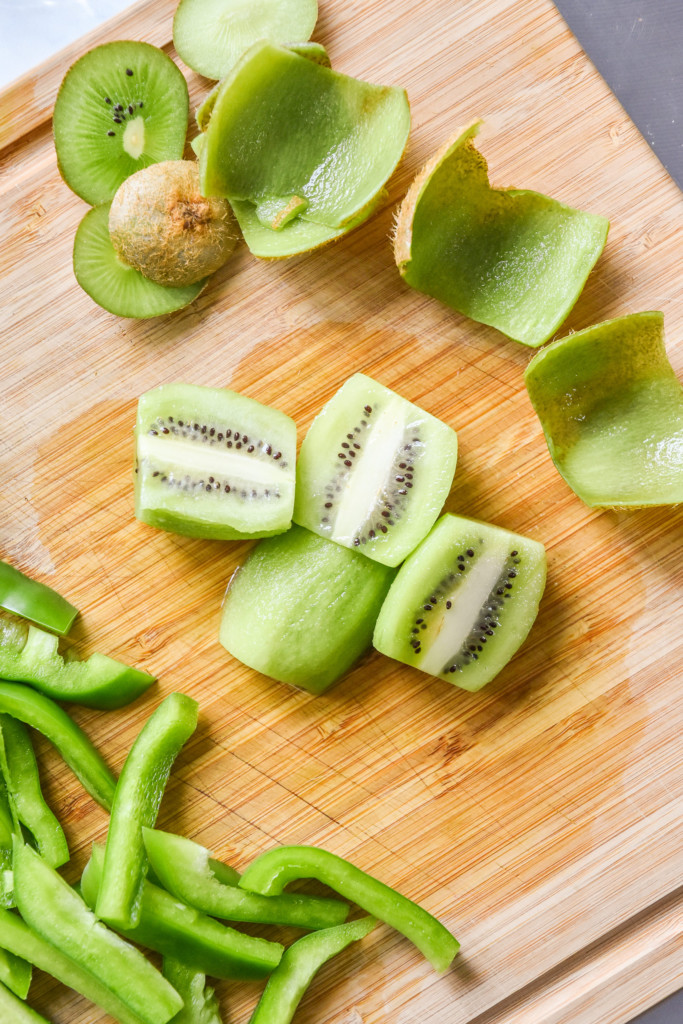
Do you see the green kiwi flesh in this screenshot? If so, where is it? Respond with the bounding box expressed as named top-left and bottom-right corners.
top-left (219, 526), bottom-right (395, 693)
top-left (199, 41), bottom-right (410, 230)
top-left (294, 374), bottom-right (458, 567)
top-left (524, 311), bottom-right (683, 507)
top-left (373, 515), bottom-right (546, 691)
top-left (135, 383), bottom-right (296, 540)
top-left (173, 0), bottom-right (318, 80)
top-left (73, 204), bottom-right (205, 318)
top-left (53, 41), bottom-right (189, 206)
top-left (394, 121), bottom-right (609, 348)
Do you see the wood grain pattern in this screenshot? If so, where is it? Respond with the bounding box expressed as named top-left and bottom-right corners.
top-left (1, 0), bottom-right (682, 1022)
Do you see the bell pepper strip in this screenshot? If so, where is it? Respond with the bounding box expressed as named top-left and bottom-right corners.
top-left (142, 828), bottom-right (349, 930)
top-left (12, 841), bottom-right (183, 1024)
top-left (250, 916), bottom-right (377, 1024)
top-left (0, 715), bottom-right (68, 868)
top-left (0, 683), bottom-right (116, 810)
top-left (0, 945), bottom-right (31, 1000)
top-left (239, 845), bottom-right (460, 973)
top-left (0, 562), bottom-right (78, 636)
top-left (82, 843), bottom-right (283, 981)
top-left (0, 775), bottom-right (15, 907)
top-left (0, 980), bottom-right (48, 1023)
top-left (97, 692), bottom-right (199, 930)
top-left (163, 957), bottom-right (221, 1024)
top-left (0, 616), bottom-right (155, 710)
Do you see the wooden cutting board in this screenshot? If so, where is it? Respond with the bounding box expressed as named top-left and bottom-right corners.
top-left (1, 0), bottom-right (682, 1021)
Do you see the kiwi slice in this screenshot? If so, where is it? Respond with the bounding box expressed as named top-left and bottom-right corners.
top-left (524, 311), bottom-right (683, 507)
top-left (219, 526), bottom-right (395, 694)
top-left (174, 0), bottom-right (319, 80)
top-left (73, 204), bottom-right (205, 318)
top-left (199, 41), bottom-right (410, 231)
top-left (53, 41), bottom-right (189, 206)
top-left (135, 383), bottom-right (296, 540)
top-left (294, 374), bottom-right (458, 567)
top-left (374, 514), bottom-right (547, 691)
top-left (394, 120), bottom-right (609, 348)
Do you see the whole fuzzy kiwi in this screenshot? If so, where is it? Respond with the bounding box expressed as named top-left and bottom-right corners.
top-left (109, 160), bottom-right (237, 287)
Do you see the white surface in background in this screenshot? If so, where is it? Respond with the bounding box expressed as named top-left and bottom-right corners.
top-left (0, 0), bottom-right (135, 87)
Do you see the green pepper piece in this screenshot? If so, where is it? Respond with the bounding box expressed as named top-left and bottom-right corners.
top-left (97, 692), bottom-right (198, 930)
top-left (0, 945), bottom-right (31, 1001)
top-left (83, 844), bottom-right (283, 980)
top-left (0, 715), bottom-right (68, 868)
top-left (143, 828), bottom-right (349, 930)
top-left (163, 957), bottom-right (221, 1024)
top-left (0, 683), bottom-right (116, 809)
top-left (239, 845), bottom-right (460, 973)
top-left (13, 841), bottom-right (182, 1024)
top-left (0, 562), bottom-right (78, 636)
top-left (0, 772), bottom-right (15, 907)
top-left (0, 905), bottom-right (153, 1024)
top-left (0, 980), bottom-right (47, 1023)
top-left (250, 916), bottom-right (377, 1024)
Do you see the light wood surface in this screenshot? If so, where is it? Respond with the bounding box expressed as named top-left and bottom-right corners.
top-left (1, 0), bottom-right (682, 1022)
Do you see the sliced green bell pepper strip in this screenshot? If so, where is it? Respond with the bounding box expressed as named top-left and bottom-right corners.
top-left (13, 841), bottom-right (183, 1024)
top-left (163, 957), bottom-right (221, 1024)
top-left (97, 692), bottom-right (198, 930)
top-left (0, 715), bottom-right (68, 868)
top-left (0, 683), bottom-right (116, 809)
top-left (0, 980), bottom-right (47, 1023)
top-left (0, 905), bottom-right (151, 1024)
top-left (250, 916), bottom-right (377, 1024)
top-left (0, 772), bottom-right (15, 907)
top-left (0, 945), bottom-right (31, 1001)
top-left (143, 828), bottom-right (349, 930)
top-left (83, 843), bottom-right (283, 981)
top-left (239, 845), bottom-right (460, 973)
top-left (0, 562), bottom-right (78, 636)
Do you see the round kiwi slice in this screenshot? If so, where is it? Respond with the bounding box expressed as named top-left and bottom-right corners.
top-left (109, 161), bottom-right (237, 287)
top-left (53, 41), bottom-right (189, 206)
top-left (73, 204), bottom-right (205, 318)
top-left (173, 0), bottom-right (318, 80)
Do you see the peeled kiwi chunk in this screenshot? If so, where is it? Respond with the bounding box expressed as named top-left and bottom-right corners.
top-left (135, 383), bottom-right (296, 540)
top-left (219, 526), bottom-right (395, 694)
top-left (294, 374), bottom-right (458, 567)
top-left (374, 515), bottom-right (547, 691)
top-left (53, 41), bottom-right (189, 206)
top-left (199, 41), bottom-right (410, 231)
top-left (174, 0), bottom-right (318, 80)
top-left (109, 161), bottom-right (237, 287)
top-left (394, 121), bottom-right (609, 348)
top-left (73, 204), bottom-right (205, 318)
top-left (525, 311), bottom-right (683, 507)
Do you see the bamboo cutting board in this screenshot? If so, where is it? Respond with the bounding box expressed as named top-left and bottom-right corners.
top-left (1, 0), bottom-right (682, 1021)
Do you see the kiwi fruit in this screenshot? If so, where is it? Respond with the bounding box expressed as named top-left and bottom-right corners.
top-left (525, 311), bottom-right (683, 507)
top-left (73, 204), bottom-right (206, 318)
top-left (173, 0), bottom-right (319, 80)
top-left (219, 526), bottom-right (395, 693)
top-left (294, 374), bottom-right (458, 567)
top-left (394, 120), bottom-right (609, 347)
top-left (109, 161), bottom-right (237, 288)
top-left (53, 41), bottom-right (189, 206)
top-left (373, 514), bottom-right (547, 691)
top-left (135, 383), bottom-right (297, 540)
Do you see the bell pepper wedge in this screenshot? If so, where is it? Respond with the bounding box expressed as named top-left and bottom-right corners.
top-left (0, 714), bottom-right (68, 868)
top-left (12, 841), bottom-right (183, 1024)
top-left (142, 828), bottom-right (349, 930)
top-left (239, 845), bottom-right (460, 973)
top-left (162, 957), bottom-right (221, 1024)
top-left (0, 773), bottom-right (15, 907)
top-left (0, 683), bottom-right (116, 810)
top-left (0, 562), bottom-right (78, 636)
top-left (0, 980), bottom-right (47, 1023)
top-left (0, 905), bottom-right (153, 1024)
top-left (0, 945), bottom-right (31, 1001)
top-left (249, 916), bottom-right (377, 1024)
top-left (83, 843), bottom-right (283, 981)
top-left (97, 692), bottom-right (198, 930)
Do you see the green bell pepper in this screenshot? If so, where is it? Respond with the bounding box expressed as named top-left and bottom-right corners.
top-left (163, 957), bottom-right (221, 1024)
top-left (0, 945), bottom-right (31, 1001)
top-left (239, 845), bottom-right (460, 973)
top-left (0, 980), bottom-right (47, 1023)
top-left (0, 562), bottom-right (78, 636)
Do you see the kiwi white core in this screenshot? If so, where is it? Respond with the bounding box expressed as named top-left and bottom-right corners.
top-left (123, 116), bottom-right (146, 160)
top-left (138, 435), bottom-right (284, 487)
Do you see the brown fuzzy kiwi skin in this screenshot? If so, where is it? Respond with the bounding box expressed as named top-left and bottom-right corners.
top-left (109, 160), bottom-right (237, 287)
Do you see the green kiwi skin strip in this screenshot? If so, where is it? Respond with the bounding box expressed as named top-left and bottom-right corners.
top-left (0, 562), bottom-right (77, 636)
top-left (0, 980), bottom-right (47, 1023)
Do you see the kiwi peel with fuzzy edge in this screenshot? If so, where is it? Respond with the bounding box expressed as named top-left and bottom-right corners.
top-left (394, 120), bottom-right (609, 348)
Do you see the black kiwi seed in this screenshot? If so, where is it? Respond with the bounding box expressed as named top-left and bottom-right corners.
top-left (466, 548), bottom-right (474, 557)
top-left (128, 105), bottom-right (135, 114)
top-left (107, 130), bottom-right (115, 136)
top-left (126, 68), bottom-right (134, 76)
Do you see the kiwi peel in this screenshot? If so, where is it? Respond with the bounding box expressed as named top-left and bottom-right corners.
top-left (524, 311), bottom-right (683, 507)
top-left (394, 120), bottom-right (609, 348)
